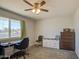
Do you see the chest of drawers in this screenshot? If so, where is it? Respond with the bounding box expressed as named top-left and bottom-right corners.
top-left (60, 31), bottom-right (75, 51)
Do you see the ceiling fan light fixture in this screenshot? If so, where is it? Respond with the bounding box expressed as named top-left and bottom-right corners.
top-left (32, 9), bottom-right (36, 13)
top-left (32, 9), bottom-right (40, 14)
top-left (36, 9), bottom-right (40, 14)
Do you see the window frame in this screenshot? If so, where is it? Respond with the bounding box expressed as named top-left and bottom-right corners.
top-left (0, 17), bottom-right (22, 40)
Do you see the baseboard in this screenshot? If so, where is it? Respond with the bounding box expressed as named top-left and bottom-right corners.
top-left (76, 51), bottom-right (79, 59)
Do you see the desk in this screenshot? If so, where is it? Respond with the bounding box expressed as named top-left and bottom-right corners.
top-left (0, 40), bottom-right (22, 58)
top-left (0, 40), bottom-right (21, 47)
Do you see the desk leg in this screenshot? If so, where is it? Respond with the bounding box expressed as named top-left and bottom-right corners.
top-left (16, 56), bottom-right (18, 59)
top-left (23, 55), bottom-right (26, 59)
top-left (8, 56), bottom-right (10, 59)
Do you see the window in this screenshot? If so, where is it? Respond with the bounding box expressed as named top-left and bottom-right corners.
top-left (0, 17), bottom-right (9, 38)
top-left (11, 20), bottom-right (21, 37)
top-left (0, 17), bottom-right (21, 39)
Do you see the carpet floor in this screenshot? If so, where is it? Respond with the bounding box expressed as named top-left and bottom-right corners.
top-left (19, 46), bottom-right (78, 59)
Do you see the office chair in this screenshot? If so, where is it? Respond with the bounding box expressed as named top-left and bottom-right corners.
top-left (0, 46), bottom-right (3, 55)
top-left (10, 51), bottom-right (26, 59)
top-left (36, 35), bottom-right (43, 47)
top-left (14, 37), bottom-right (29, 55)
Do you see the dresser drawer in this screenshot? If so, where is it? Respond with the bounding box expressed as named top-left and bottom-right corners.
top-left (61, 32), bottom-right (74, 35)
top-left (61, 44), bottom-right (73, 50)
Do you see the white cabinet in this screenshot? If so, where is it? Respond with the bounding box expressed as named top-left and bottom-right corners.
top-left (43, 39), bottom-right (59, 49)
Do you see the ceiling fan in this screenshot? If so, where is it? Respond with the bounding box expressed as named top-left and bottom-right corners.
top-left (23, 0), bottom-right (48, 14)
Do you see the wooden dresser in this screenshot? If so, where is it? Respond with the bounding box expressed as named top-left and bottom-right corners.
top-left (60, 29), bottom-right (75, 51)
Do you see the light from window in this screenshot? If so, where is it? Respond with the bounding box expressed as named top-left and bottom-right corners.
top-left (0, 17), bottom-right (21, 39)
top-left (11, 20), bottom-right (21, 38)
top-left (0, 17), bottom-right (9, 38)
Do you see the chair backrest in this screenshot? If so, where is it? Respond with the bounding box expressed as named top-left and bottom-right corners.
top-left (38, 35), bottom-right (43, 42)
top-left (36, 35), bottom-right (43, 42)
top-left (20, 37), bottom-right (29, 49)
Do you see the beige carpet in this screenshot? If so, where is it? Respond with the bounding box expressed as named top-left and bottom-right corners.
top-left (19, 46), bottom-right (78, 59)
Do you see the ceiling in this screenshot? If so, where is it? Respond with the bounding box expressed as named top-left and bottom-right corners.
top-left (0, 0), bottom-right (79, 20)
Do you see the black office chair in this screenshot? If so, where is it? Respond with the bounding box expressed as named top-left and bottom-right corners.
top-left (0, 46), bottom-right (3, 55)
top-left (14, 37), bottom-right (29, 55)
top-left (14, 38), bottom-right (29, 49)
top-left (10, 51), bottom-right (26, 59)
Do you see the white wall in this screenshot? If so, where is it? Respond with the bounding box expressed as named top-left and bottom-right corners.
top-left (35, 16), bottom-right (74, 39)
top-left (25, 19), bottom-right (36, 46)
top-left (74, 8), bottom-right (79, 57)
top-left (0, 8), bottom-right (36, 46)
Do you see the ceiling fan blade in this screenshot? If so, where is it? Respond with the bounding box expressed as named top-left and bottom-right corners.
top-left (24, 9), bottom-right (32, 11)
top-left (40, 1), bottom-right (46, 6)
top-left (41, 9), bottom-right (48, 12)
top-left (23, 0), bottom-right (33, 6)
